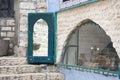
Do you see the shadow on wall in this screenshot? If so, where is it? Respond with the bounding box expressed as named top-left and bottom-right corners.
top-left (0, 39), bottom-right (9, 56)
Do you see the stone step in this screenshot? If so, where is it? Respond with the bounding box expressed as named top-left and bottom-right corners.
top-left (0, 73), bottom-right (64, 80)
top-left (0, 65), bottom-right (59, 75)
top-left (0, 65), bottom-right (41, 75)
top-left (0, 57), bottom-right (27, 66)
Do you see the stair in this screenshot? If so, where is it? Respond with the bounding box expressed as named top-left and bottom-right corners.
top-left (0, 57), bottom-right (64, 80)
top-left (0, 57), bottom-right (26, 66)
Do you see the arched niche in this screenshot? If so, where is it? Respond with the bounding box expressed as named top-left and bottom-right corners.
top-left (33, 19), bottom-right (48, 56)
top-left (61, 19), bottom-right (119, 71)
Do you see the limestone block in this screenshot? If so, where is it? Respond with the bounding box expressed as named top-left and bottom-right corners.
top-left (46, 66), bottom-right (60, 72)
top-left (36, 2), bottom-right (46, 9)
top-left (16, 65), bottom-right (40, 74)
top-left (36, 8), bottom-right (46, 12)
top-left (19, 38), bottom-right (27, 47)
top-left (20, 2), bottom-right (36, 9)
top-left (31, 73), bottom-right (46, 80)
top-left (0, 75), bottom-right (31, 80)
top-left (47, 73), bottom-right (64, 80)
top-left (20, 25), bottom-right (28, 32)
top-left (20, 17), bottom-right (27, 25)
top-left (0, 19), bottom-right (6, 26)
top-left (7, 19), bottom-right (15, 26)
top-left (1, 32), bottom-right (7, 37)
top-left (0, 66), bottom-right (17, 74)
top-left (7, 32), bottom-right (15, 37)
top-left (3, 38), bottom-right (11, 40)
top-left (1, 27), bottom-right (11, 31)
top-left (0, 57), bottom-right (26, 66)
top-left (17, 47), bottom-right (27, 57)
top-left (20, 10), bottom-right (35, 17)
top-left (19, 32), bottom-right (28, 38)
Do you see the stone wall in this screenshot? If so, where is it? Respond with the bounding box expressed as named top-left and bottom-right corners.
top-left (16, 0), bottom-right (47, 56)
top-left (0, 18), bottom-right (15, 40)
top-left (0, 18), bottom-right (15, 56)
top-left (57, 0), bottom-right (120, 62)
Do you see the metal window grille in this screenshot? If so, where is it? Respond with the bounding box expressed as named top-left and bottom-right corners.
top-left (0, 0), bottom-right (14, 18)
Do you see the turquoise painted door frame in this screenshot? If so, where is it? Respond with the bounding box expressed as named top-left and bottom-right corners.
top-left (27, 13), bottom-right (56, 64)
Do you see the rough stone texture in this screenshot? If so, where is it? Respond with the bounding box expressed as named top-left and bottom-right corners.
top-left (2, 38), bottom-right (11, 40)
top-left (20, 2), bottom-right (36, 9)
top-left (0, 65), bottom-right (41, 74)
top-left (0, 18), bottom-right (15, 39)
top-left (7, 32), bottom-right (15, 37)
top-left (17, 0), bottom-right (47, 57)
top-left (57, 0), bottom-right (120, 62)
top-left (1, 32), bottom-right (7, 37)
top-left (0, 57), bottom-right (64, 80)
top-left (36, 2), bottom-right (46, 9)
top-left (1, 27), bottom-right (11, 31)
top-left (0, 73), bottom-right (64, 80)
top-left (0, 57), bottom-right (27, 66)
top-left (6, 19), bottom-right (15, 26)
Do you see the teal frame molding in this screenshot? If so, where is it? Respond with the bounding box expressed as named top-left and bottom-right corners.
top-left (54, 12), bottom-right (57, 64)
top-left (57, 0), bottom-right (99, 13)
top-left (27, 13), bottom-right (55, 64)
top-left (58, 63), bottom-right (119, 76)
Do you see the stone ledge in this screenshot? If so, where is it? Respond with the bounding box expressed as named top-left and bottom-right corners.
top-left (0, 65), bottom-right (41, 75)
top-left (0, 73), bottom-right (64, 80)
top-left (0, 57), bottom-right (27, 66)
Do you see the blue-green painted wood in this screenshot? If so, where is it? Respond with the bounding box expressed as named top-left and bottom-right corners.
top-left (57, 0), bottom-right (99, 13)
top-left (58, 63), bottom-right (119, 76)
top-left (27, 13), bottom-right (55, 64)
top-left (53, 12), bottom-right (57, 64)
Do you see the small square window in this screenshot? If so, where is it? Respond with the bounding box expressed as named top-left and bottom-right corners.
top-left (0, 0), bottom-right (14, 18)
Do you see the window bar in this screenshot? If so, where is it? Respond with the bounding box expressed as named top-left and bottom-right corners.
top-left (76, 30), bottom-right (79, 65)
top-left (8, 0), bottom-right (14, 17)
top-left (66, 48), bottom-right (69, 64)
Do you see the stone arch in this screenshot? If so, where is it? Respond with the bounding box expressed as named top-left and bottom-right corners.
top-left (60, 19), bottom-right (119, 70)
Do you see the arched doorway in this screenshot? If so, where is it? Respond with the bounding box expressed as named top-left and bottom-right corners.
top-left (60, 19), bottom-right (119, 71)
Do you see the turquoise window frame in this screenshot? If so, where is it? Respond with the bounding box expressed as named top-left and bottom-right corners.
top-left (58, 20), bottom-right (120, 77)
top-left (58, 0), bottom-right (99, 12)
top-left (58, 63), bottom-right (119, 76)
top-left (27, 13), bottom-right (56, 64)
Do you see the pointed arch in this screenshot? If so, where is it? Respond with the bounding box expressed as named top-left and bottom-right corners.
top-left (33, 19), bottom-right (48, 56)
top-left (60, 19), bottom-right (119, 71)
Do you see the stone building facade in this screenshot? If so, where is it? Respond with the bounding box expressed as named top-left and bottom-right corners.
top-left (56, 0), bottom-right (120, 62)
top-left (0, 0), bottom-right (119, 79)
top-left (0, 0), bottom-right (47, 57)
top-left (0, 0), bottom-right (119, 64)
top-left (0, 0), bottom-right (64, 80)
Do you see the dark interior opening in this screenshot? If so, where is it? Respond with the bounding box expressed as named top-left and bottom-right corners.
top-left (63, 0), bottom-right (69, 2)
top-left (0, 0), bottom-right (14, 18)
